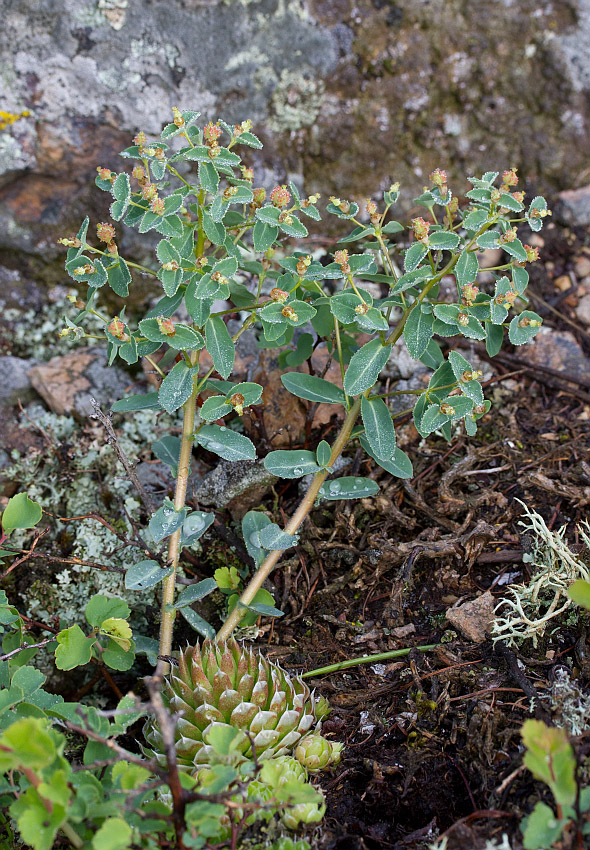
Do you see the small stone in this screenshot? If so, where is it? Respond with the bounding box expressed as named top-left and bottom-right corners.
top-left (553, 274), bottom-right (572, 292)
top-left (0, 356), bottom-right (36, 407)
top-left (558, 185), bottom-right (590, 226)
top-left (576, 294), bottom-right (590, 326)
top-left (446, 590), bottom-right (495, 643)
top-left (390, 623), bottom-right (416, 638)
top-left (28, 348), bottom-right (131, 418)
top-left (526, 328), bottom-right (590, 379)
top-left (193, 459), bottom-right (277, 520)
top-left (574, 254), bottom-right (590, 279)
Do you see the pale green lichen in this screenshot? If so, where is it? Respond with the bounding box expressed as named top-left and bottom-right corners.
top-left (267, 70), bottom-right (325, 133)
top-left (492, 503), bottom-right (590, 647)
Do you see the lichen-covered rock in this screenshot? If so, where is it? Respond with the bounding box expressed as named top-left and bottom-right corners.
top-left (0, 356), bottom-right (37, 407)
top-left (28, 348), bottom-right (131, 417)
top-left (1, 0), bottom-right (590, 275)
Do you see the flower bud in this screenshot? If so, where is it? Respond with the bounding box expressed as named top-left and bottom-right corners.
top-left (501, 168), bottom-right (518, 187)
top-left (154, 147), bottom-right (165, 160)
top-left (440, 402), bottom-right (455, 415)
top-left (162, 260), bottom-right (179, 271)
top-left (512, 191), bottom-right (525, 203)
top-left (302, 193), bottom-right (320, 207)
top-left (430, 168), bottom-right (447, 187)
top-left (270, 185), bottom-right (291, 208)
top-left (412, 217), bottom-right (430, 242)
top-left (230, 392), bottom-right (245, 416)
top-left (270, 288), bottom-right (288, 303)
top-left (329, 196), bottom-right (342, 208)
top-left (142, 183), bottom-right (158, 201)
top-left (354, 302), bottom-right (368, 315)
top-left (107, 317), bottom-right (128, 341)
top-left (73, 264), bottom-right (95, 276)
top-left (208, 144), bottom-right (220, 159)
top-left (490, 188), bottom-right (501, 203)
top-left (172, 106), bottom-right (184, 127)
top-left (58, 237), bottom-right (81, 248)
top-left (296, 255), bottom-right (312, 276)
top-left (134, 131), bottom-right (147, 148)
top-left (106, 241), bottom-right (118, 255)
top-left (500, 228), bottom-right (517, 243)
top-left (132, 165), bottom-right (146, 181)
top-left (150, 197), bottom-right (165, 216)
top-left (505, 290), bottom-right (517, 306)
top-left (211, 272), bottom-right (229, 286)
top-left (389, 181), bottom-right (400, 193)
top-left (282, 304), bottom-right (299, 322)
top-left (223, 186), bottom-right (239, 201)
top-left (294, 735), bottom-right (343, 773)
top-left (195, 256), bottom-right (208, 270)
top-left (366, 199), bottom-right (378, 217)
top-left (278, 211), bottom-right (293, 225)
top-left (461, 369), bottom-right (482, 382)
top-left (203, 122), bottom-right (222, 144)
top-left (524, 244), bottom-right (540, 262)
top-left (96, 166), bottom-right (114, 182)
top-left (252, 187), bottom-right (266, 207)
top-left (461, 283), bottom-right (479, 305)
top-left (240, 166), bottom-right (254, 182)
top-left (97, 222), bottom-right (116, 243)
top-left (156, 316), bottom-right (176, 336)
top-left (457, 312), bottom-right (469, 327)
top-left (518, 316), bottom-right (530, 327)
top-left (474, 403), bottom-right (487, 415)
top-left (339, 200), bottom-right (351, 214)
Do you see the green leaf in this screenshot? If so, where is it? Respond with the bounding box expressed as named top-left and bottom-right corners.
top-left (174, 578), bottom-right (217, 608)
top-left (110, 173), bottom-right (131, 221)
top-left (92, 817), bottom-right (133, 850)
top-left (111, 392), bottom-right (161, 412)
top-left (148, 499), bottom-right (187, 544)
top-left (125, 560), bottom-right (173, 591)
top-left (502, 237), bottom-right (527, 262)
top-left (343, 339), bottom-right (390, 396)
top-left (1, 493), bottom-right (42, 531)
top-left (361, 396), bottom-right (396, 460)
top-left (152, 435), bottom-right (181, 470)
top-left (196, 425), bottom-right (256, 461)
top-left (85, 595), bottom-right (130, 627)
top-left (54, 625), bottom-right (95, 671)
top-left (568, 579), bottom-right (590, 610)
top-left (256, 523), bottom-right (299, 550)
top-left (10, 786), bottom-right (68, 850)
top-left (281, 373), bottom-right (346, 405)
top-left (199, 161), bottom-right (219, 194)
top-left (319, 477), bottom-right (379, 500)
top-left (181, 510), bottom-right (215, 546)
top-left (404, 304), bottom-right (434, 360)
top-left (253, 220), bottom-right (279, 253)
top-left (522, 802), bottom-right (563, 850)
top-left (455, 250), bottom-right (479, 287)
top-left (428, 231), bottom-right (460, 250)
top-left (264, 450), bottom-right (319, 478)
top-left (522, 719), bottom-right (577, 808)
top-left (200, 395), bottom-right (232, 420)
top-left (404, 242), bottom-right (428, 272)
top-left (158, 361), bottom-right (196, 414)
top-left (242, 511), bottom-right (272, 567)
top-left (180, 606), bottom-right (216, 639)
top-left (316, 440), bottom-right (331, 467)
top-left (486, 322), bottom-right (504, 357)
top-left (381, 220), bottom-right (404, 234)
top-left (202, 211), bottom-right (226, 246)
top-left (205, 316), bottom-right (235, 379)
top-left (106, 258), bottom-right (132, 297)
top-left (360, 436), bottom-right (413, 478)
top-left (139, 318), bottom-right (205, 351)
top-left (391, 265), bottom-right (433, 295)
top-left (508, 311), bottom-right (542, 345)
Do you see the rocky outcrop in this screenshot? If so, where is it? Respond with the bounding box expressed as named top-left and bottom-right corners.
top-left (1, 0), bottom-right (590, 276)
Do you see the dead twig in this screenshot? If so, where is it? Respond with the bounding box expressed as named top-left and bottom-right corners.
top-left (90, 397), bottom-right (156, 515)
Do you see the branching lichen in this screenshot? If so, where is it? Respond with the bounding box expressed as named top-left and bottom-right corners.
top-left (492, 502), bottom-right (590, 647)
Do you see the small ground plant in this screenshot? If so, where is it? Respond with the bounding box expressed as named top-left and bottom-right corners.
top-left (0, 109), bottom-right (552, 849)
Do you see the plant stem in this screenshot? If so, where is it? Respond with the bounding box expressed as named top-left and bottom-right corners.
top-left (301, 644), bottom-right (438, 677)
top-left (158, 352), bottom-right (199, 671)
top-left (216, 396), bottom-right (363, 641)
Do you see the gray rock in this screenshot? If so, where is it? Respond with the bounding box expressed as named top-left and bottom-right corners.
top-left (2, 0), bottom-right (590, 266)
top-left (557, 185), bottom-right (590, 226)
top-left (576, 293), bottom-right (590, 325)
top-left (446, 591), bottom-right (495, 643)
top-left (193, 459), bottom-right (276, 519)
top-left (28, 347), bottom-right (131, 418)
top-left (0, 356), bottom-right (37, 407)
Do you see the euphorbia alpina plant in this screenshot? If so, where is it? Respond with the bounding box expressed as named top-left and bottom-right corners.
top-left (59, 111), bottom-right (549, 660)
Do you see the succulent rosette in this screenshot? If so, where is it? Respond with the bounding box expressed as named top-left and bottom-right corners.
top-left (144, 639), bottom-right (324, 771)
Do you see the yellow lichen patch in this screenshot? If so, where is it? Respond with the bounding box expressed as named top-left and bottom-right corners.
top-left (0, 109), bottom-right (30, 130)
